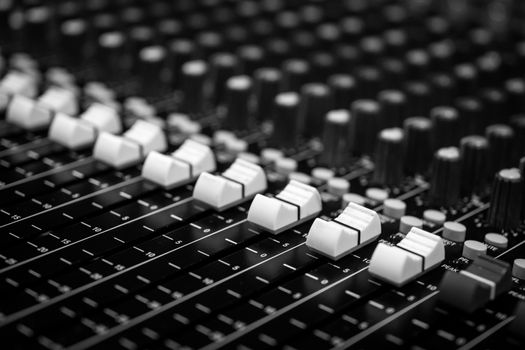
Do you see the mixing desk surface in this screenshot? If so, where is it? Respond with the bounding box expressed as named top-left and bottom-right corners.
top-left (0, 0), bottom-right (525, 349)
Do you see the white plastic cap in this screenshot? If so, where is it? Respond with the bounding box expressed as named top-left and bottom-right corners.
top-left (247, 180), bottom-right (322, 234)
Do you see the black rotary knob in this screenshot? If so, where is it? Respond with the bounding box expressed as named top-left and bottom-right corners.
top-left (327, 74), bottom-right (357, 109)
top-left (351, 99), bottom-right (381, 156)
top-left (454, 63), bottom-right (478, 96)
top-left (460, 135), bottom-right (489, 195)
top-left (520, 157), bottom-right (525, 220)
top-left (405, 80), bottom-right (432, 117)
top-left (265, 38), bottom-right (291, 67)
top-left (356, 66), bottom-right (383, 99)
top-left (320, 110), bottom-right (353, 168)
top-left (383, 28), bottom-right (407, 55)
top-left (429, 73), bottom-right (456, 107)
top-left (455, 96), bottom-right (484, 135)
top-left (224, 75), bottom-right (253, 131)
top-left (476, 52), bottom-right (502, 88)
top-left (281, 59), bottom-right (310, 92)
top-left (237, 45), bottom-right (265, 75)
top-left (60, 19), bottom-right (90, 66)
top-left (168, 39), bottom-right (197, 89)
top-left (24, 6), bottom-right (53, 54)
top-left (505, 78), bottom-right (525, 116)
top-left (253, 68), bottom-right (282, 122)
top-left (487, 168), bottom-right (523, 230)
top-left (430, 106), bottom-right (461, 149)
top-left (372, 127), bottom-right (404, 186)
top-left (128, 26), bottom-right (156, 72)
top-left (380, 57), bottom-right (406, 89)
top-left (180, 60), bottom-right (210, 115)
top-left (378, 90), bottom-right (407, 129)
top-left (272, 92), bottom-right (301, 149)
top-left (428, 39), bottom-right (455, 72)
top-left (92, 13), bottom-right (118, 39)
top-left (156, 19), bottom-right (183, 43)
top-left (97, 31), bottom-right (128, 80)
top-left (138, 46), bottom-right (168, 97)
top-left (429, 147), bottom-right (462, 207)
top-left (405, 49), bottom-right (430, 80)
top-left (486, 124), bottom-right (515, 177)
top-left (196, 31), bottom-right (223, 57)
top-left (481, 88), bottom-right (508, 126)
top-left (0, 0), bottom-right (13, 44)
top-left (403, 117), bottom-right (434, 175)
top-left (310, 51), bottom-right (337, 82)
top-left (510, 115), bottom-right (525, 164)
top-left (210, 52), bottom-right (240, 106)
top-left (299, 83), bottom-right (333, 139)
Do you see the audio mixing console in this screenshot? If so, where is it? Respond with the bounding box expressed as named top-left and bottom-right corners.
top-left (0, 1), bottom-right (525, 349)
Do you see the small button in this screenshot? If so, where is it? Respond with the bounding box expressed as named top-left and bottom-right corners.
top-left (275, 158), bottom-right (298, 175)
top-left (423, 209), bottom-right (446, 225)
top-left (463, 240), bottom-right (487, 260)
top-left (260, 148), bottom-right (284, 164)
top-left (288, 172), bottom-right (311, 185)
top-left (238, 152), bottom-right (260, 164)
top-left (213, 130), bottom-right (236, 145)
top-left (484, 233), bottom-right (508, 249)
top-left (512, 259), bottom-right (525, 279)
top-left (311, 167), bottom-right (334, 182)
top-left (399, 215), bottom-right (423, 234)
top-left (168, 113), bottom-right (201, 135)
top-left (383, 199), bottom-right (406, 219)
top-left (342, 193), bottom-right (366, 207)
top-left (84, 81), bottom-right (117, 105)
top-left (190, 133), bottom-right (212, 146)
top-left (224, 138), bottom-right (248, 154)
top-left (327, 178), bottom-right (350, 196)
top-left (442, 221), bottom-right (466, 242)
top-left (365, 187), bottom-right (388, 203)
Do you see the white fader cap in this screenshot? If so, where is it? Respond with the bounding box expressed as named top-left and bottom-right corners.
top-left (0, 70), bottom-right (38, 98)
top-left (93, 120), bottom-right (167, 169)
top-left (247, 180), bottom-right (322, 234)
top-left (7, 86), bottom-right (77, 130)
top-left (193, 158), bottom-right (267, 211)
top-left (368, 227), bottom-right (444, 286)
top-left (49, 103), bottom-right (121, 149)
top-left (142, 139), bottom-right (216, 188)
top-left (306, 202), bottom-right (381, 260)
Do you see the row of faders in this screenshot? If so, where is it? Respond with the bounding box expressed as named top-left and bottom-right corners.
top-left (0, 1), bottom-right (525, 350)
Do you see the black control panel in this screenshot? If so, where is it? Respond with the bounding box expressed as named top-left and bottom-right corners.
top-left (0, 1), bottom-right (524, 349)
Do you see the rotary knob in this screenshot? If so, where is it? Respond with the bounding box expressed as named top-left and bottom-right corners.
top-left (487, 168), bottom-right (523, 230)
top-left (372, 128), bottom-right (404, 186)
top-left (429, 147), bottom-right (462, 207)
